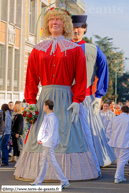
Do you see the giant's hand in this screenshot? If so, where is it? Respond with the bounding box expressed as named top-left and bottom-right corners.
top-left (67, 102), bottom-right (79, 123)
top-left (91, 97), bottom-right (101, 116)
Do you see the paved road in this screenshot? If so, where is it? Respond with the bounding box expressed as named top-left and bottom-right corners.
top-left (0, 162), bottom-right (129, 193)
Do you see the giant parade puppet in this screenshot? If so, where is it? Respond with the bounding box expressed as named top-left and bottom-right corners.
top-left (14, 7), bottom-right (98, 181)
top-left (71, 15), bottom-right (116, 167)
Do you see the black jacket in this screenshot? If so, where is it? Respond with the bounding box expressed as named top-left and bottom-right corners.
top-left (11, 114), bottom-right (23, 135)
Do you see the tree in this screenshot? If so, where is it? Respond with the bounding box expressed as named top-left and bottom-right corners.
top-left (83, 36), bottom-right (92, 43)
top-left (94, 35), bottom-right (123, 101)
top-left (117, 72), bottom-right (129, 101)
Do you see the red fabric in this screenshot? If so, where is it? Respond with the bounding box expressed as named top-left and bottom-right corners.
top-left (78, 40), bottom-right (86, 44)
top-left (74, 39), bottom-right (98, 97)
top-left (71, 39), bottom-right (86, 45)
top-left (24, 125), bottom-right (31, 144)
top-left (25, 44), bottom-right (87, 104)
top-left (85, 85), bottom-right (92, 96)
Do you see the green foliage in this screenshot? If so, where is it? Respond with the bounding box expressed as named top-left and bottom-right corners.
top-left (83, 36), bottom-right (92, 43)
top-left (22, 105), bottom-right (39, 138)
top-left (94, 35), bottom-right (124, 101)
top-left (117, 72), bottom-right (129, 101)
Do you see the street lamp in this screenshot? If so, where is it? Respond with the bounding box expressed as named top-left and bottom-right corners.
top-left (115, 67), bottom-right (122, 104)
top-left (115, 70), bottom-right (117, 104)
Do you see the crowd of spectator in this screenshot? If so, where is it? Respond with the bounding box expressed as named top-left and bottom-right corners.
top-left (0, 99), bottom-right (28, 166)
top-left (0, 98), bottom-right (129, 168)
top-left (100, 100), bottom-right (129, 133)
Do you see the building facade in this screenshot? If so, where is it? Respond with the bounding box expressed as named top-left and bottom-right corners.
top-left (0, 0), bottom-right (86, 107)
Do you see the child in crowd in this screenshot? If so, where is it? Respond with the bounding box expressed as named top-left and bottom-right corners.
top-left (30, 100), bottom-right (70, 189)
top-left (115, 105), bottom-right (121, 116)
top-left (100, 102), bottom-right (115, 130)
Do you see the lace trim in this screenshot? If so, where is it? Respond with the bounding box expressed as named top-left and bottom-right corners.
top-left (34, 36), bottom-right (80, 55)
top-left (58, 39), bottom-right (80, 52)
top-left (34, 40), bottom-right (53, 53)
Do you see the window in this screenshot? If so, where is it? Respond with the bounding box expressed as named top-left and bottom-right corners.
top-left (7, 47), bottom-right (13, 91)
top-left (1, 0), bottom-right (7, 21)
top-left (16, 0), bottom-right (21, 27)
top-left (9, 0), bottom-right (14, 23)
top-left (29, 0), bottom-right (35, 34)
top-left (0, 45), bottom-right (6, 90)
top-left (14, 49), bottom-right (20, 91)
top-left (58, 1), bottom-right (66, 8)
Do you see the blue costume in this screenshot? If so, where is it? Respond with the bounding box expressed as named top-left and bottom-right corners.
top-left (71, 14), bottom-right (114, 166)
top-left (77, 41), bottom-right (109, 98)
top-left (73, 39), bottom-right (116, 166)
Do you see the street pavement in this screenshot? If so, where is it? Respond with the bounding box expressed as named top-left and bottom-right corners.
top-left (0, 161), bottom-right (129, 193)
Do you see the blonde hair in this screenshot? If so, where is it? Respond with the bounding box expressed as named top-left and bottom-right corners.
top-left (14, 104), bottom-right (22, 114)
top-left (43, 9), bottom-right (73, 39)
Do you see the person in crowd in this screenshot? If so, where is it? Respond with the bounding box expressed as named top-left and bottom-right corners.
top-left (30, 100), bottom-right (70, 188)
top-left (106, 106), bottom-right (129, 183)
top-left (71, 15), bottom-right (115, 167)
top-left (22, 99), bottom-right (28, 109)
top-left (8, 101), bottom-right (14, 116)
top-left (0, 108), bottom-right (5, 166)
top-left (122, 102), bottom-right (126, 106)
top-left (126, 101), bottom-right (129, 107)
top-left (100, 102), bottom-right (115, 130)
top-left (8, 102), bottom-right (14, 156)
top-left (1, 104), bottom-right (12, 166)
top-left (15, 101), bottom-right (24, 111)
top-left (14, 101), bottom-right (24, 149)
top-left (15, 101), bottom-right (21, 105)
top-left (115, 105), bottom-right (121, 116)
top-left (11, 104), bottom-right (23, 162)
top-left (118, 100), bottom-right (123, 107)
top-left (14, 7), bottom-right (98, 181)
top-left (109, 100), bottom-right (115, 112)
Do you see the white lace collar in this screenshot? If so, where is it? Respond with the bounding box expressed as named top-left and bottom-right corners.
top-left (34, 35), bottom-right (80, 55)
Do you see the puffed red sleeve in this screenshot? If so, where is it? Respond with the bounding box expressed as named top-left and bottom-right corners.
top-left (24, 48), bottom-right (40, 104)
top-left (72, 47), bottom-right (87, 103)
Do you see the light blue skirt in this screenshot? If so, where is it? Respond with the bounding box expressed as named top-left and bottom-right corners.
top-left (24, 85), bottom-right (89, 153)
top-left (14, 86), bottom-right (99, 181)
top-left (83, 95), bottom-right (116, 166)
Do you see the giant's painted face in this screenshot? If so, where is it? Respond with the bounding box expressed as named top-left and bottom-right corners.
top-left (49, 16), bottom-right (64, 37)
top-left (73, 27), bottom-right (86, 42)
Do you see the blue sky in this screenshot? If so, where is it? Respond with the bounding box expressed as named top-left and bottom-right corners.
top-left (82, 0), bottom-right (129, 71)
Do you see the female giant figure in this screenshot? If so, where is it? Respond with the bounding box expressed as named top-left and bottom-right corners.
top-left (14, 8), bottom-right (98, 181)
